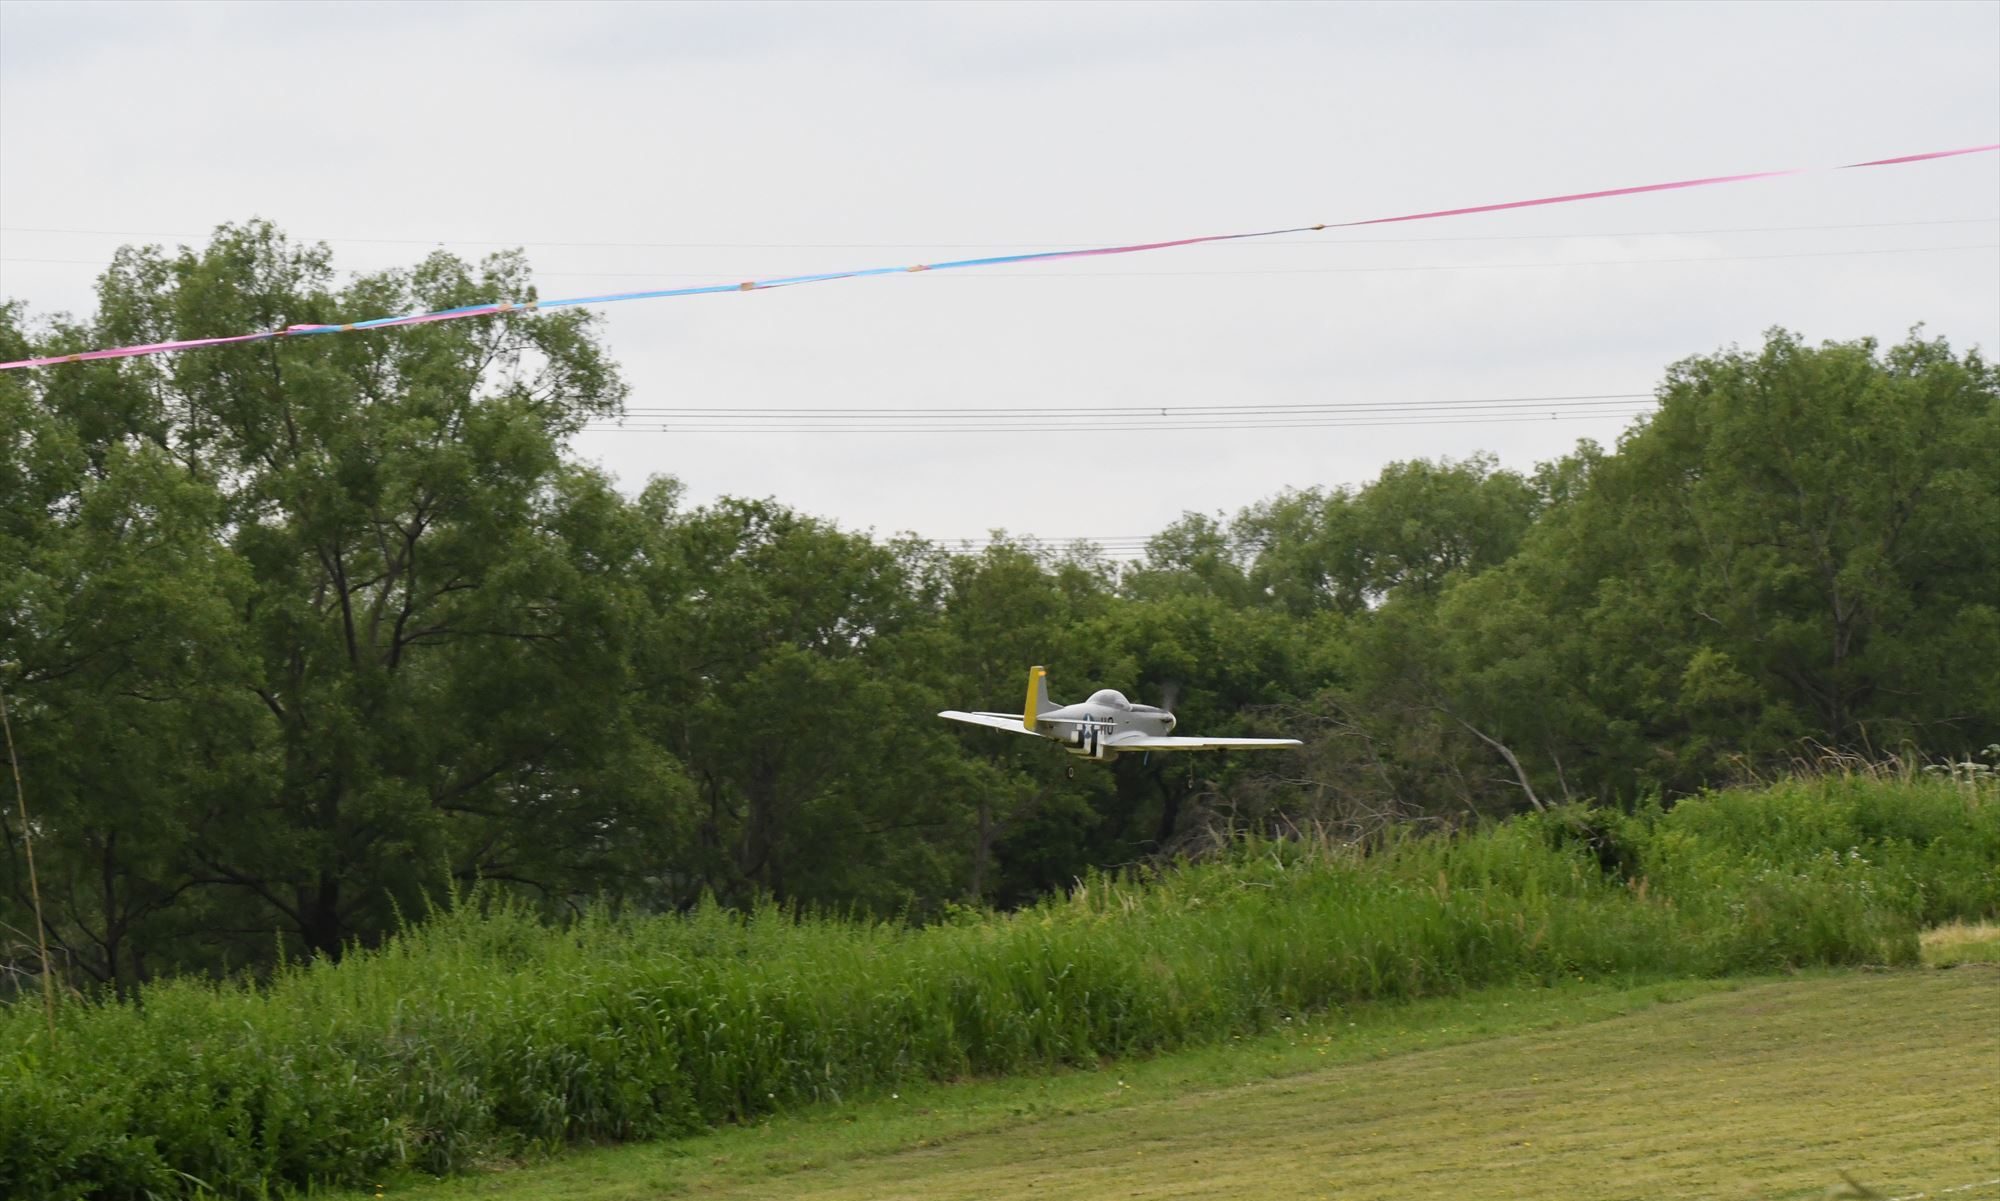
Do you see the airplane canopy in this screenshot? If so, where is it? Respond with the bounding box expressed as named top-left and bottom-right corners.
top-left (1086, 689), bottom-right (1130, 709)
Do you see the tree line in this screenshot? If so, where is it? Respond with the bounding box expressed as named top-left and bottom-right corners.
top-left (3, 222), bottom-right (1995, 992)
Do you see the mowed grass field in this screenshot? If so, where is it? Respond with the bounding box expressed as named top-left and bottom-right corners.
top-left (343, 959), bottom-right (2000, 1201)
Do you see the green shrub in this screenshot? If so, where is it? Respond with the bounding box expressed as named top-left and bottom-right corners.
top-left (4, 775), bottom-right (1992, 1199)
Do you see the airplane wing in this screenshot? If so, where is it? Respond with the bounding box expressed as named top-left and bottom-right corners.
top-left (1105, 734), bottom-right (1302, 752)
top-left (938, 710), bottom-right (1044, 737)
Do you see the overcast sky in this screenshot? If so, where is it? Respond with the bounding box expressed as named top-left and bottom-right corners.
top-left (3, 0), bottom-right (1996, 550)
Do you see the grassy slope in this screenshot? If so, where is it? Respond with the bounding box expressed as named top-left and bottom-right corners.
top-left (339, 965), bottom-right (2000, 1201)
top-left (1923, 921), bottom-right (2000, 968)
top-left (24, 776), bottom-right (1992, 1199)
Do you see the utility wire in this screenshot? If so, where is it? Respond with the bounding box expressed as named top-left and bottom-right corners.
top-left (591, 410), bottom-right (1651, 431)
top-left (583, 396), bottom-right (1658, 435)
top-left (614, 392), bottom-right (1651, 417)
top-left (580, 408), bottom-right (1656, 435)
top-left (884, 537), bottom-right (1317, 555)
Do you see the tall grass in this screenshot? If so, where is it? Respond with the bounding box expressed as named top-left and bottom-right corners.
top-left (3, 774), bottom-right (1993, 1200)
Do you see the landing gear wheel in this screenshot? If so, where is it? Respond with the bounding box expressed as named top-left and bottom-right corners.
top-left (1065, 765), bottom-right (1076, 780)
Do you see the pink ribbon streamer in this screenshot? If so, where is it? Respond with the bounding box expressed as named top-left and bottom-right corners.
top-left (5, 143), bottom-right (1993, 372)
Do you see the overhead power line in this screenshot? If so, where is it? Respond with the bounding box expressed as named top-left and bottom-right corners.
top-left (613, 392), bottom-right (1651, 417)
top-left (839, 533), bottom-right (1179, 551)
top-left (579, 393), bottom-right (1658, 435)
top-left (932, 541), bottom-right (1164, 554)
top-left (580, 408), bottom-right (1656, 436)
top-left (907, 536), bottom-right (1287, 554)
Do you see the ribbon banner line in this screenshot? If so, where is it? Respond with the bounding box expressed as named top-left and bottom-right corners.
top-left (3, 143), bottom-right (1994, 372)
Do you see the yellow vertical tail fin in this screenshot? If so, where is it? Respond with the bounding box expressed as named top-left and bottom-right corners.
top-left (1024, 665), bottom-right (1049, 730)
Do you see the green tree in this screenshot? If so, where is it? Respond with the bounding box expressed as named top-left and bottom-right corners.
top-left (635, 497), bottom-right (971, 912)
top-left (1123, 512), bottom-right (1253, 606)
top-left (4, 223), bottom-right (685, 974)
top-left (1236, 454), bottom-right (1540, 615)
top-left (1440, 329), bottom-right (2000, 798)
top-left (1, 306), bottom-right (262, 989)
top-left (1341, 454), bottom-right (1540, 605)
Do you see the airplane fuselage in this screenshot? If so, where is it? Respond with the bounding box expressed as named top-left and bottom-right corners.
top-left (1036, 689), bottom-right (1175, 758)
top-left (937, 667), bottom-right (1300, 761)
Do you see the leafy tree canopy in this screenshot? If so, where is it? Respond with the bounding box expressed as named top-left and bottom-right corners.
top-left (4, 228), bottom-right (1994, 988)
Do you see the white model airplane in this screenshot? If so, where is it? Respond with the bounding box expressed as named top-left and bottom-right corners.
top-left (939, 666), bottom-right (1302, 762)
